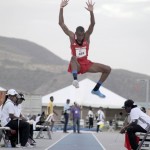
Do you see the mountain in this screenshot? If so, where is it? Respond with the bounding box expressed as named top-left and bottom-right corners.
top-left (0, 36), bottom-right (68, 94)
top-left (0, 36), bottom-right (150, 103)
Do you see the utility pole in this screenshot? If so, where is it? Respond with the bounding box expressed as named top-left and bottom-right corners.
top-left (137, 79), bottom-right (150, 109)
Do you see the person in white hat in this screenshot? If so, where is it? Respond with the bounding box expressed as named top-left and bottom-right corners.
top-left (1, 89), bottom-right (31, 148)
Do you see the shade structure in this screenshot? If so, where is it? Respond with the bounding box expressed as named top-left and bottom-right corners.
top-left (0, 87), bottom-right (6, 91)
top-left (42, 79), bottom-right (126, 109)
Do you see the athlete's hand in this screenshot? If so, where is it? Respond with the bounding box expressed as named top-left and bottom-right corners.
top-left (85, 0), bottom-right (95, 12)
top-left (60, 0), bottom-right (69, 8)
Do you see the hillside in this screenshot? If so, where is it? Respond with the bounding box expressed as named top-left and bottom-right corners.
top-left (0, 36), bottom-right (68, 93)
top-left (0, 36), bottom-right (150, 103)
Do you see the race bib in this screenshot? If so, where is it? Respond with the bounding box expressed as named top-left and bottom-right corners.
top-left (75, 110), bottom-right (78, 114)
top-left (75, 47), bottom-right (86, 58)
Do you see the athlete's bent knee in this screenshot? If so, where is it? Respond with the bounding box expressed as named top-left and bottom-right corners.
top-left (106, 66), bottom-right (111, 74)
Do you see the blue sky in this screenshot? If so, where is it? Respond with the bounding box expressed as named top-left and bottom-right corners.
top-left (0, 0), bottom-right (150, 75)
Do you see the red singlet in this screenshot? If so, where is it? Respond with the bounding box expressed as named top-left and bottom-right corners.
top-left (68, 37), bottom-right (93, 74)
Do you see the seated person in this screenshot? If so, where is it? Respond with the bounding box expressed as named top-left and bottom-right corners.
top-left (35, 114), bottom-right (41, 124)
top-left (15, 92), bottom-right (36, 145)
top-left (36, 112), bottom-right (46, 125)
top-left (36, 112), bottom-right (47, 131)
top-left (1, 89), bottom-right (31, 148)
top-left (120, 99), bottom-right (150, 150)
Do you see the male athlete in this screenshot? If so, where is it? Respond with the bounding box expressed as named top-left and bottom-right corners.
top-left (59, 0), bottom-right (111, 98)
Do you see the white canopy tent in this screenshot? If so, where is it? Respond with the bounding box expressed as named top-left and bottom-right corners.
top-left (0, 87), bottom-right (6, 91)
top-left (42, 79), bottom-right (126, 109)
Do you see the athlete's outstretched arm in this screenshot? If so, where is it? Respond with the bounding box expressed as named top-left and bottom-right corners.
top-left (85, 0), bottom-right (95, 39)
top-left (59, 0), bottom-right (74, 38)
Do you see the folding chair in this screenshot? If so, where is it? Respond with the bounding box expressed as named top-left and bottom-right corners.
top-left (137, 127), bottom-right (150, 150)
top-left (35, 114), bottom-right (53, 139)
top-left (0, 126), bottom-right (11, 147)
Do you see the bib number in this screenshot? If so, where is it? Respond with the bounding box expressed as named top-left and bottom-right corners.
top-left (75, 47), bottom-right (86, 58)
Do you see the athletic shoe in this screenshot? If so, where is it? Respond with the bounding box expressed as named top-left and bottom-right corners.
top-left (91, 90), bottom-right (106, 98)
top-left (30, 143), bottom-right (36, 146)
top-left (16, 144), bottom-right (21, 148)
top-left (21, 142), bottom-right (33, 148)
top-left (72, 80), bottom-right (79, 88)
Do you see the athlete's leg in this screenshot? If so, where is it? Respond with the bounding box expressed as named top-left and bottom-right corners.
top-left (87, 62), bottom-right (111, 97)
top-left (70, 56), bottom-right (80, 72)
top-left (70, 56), bottom-right (81, 88)
top-left (87, 62), bottom-right (111, 82)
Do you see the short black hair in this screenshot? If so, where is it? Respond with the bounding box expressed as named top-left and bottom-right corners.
top-left (122, 99), bottom-right (134, 108)
top-left (67, 99), bottom-right (70, 102)
top-left (18, 93), bottom-right (25, 100)
top-left (76, 26), bottom-right (85, 32)
top-left (50, 96), bottom-right (53, 100)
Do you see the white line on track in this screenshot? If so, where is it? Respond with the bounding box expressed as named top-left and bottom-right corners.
top-left (92, 133), bottom-right (106, 150)
top-left (44, 132), bottom-right (71, 150)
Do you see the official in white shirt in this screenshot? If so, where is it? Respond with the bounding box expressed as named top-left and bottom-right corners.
top-left (63, 99), bottom-right (71, 133)
top-left (96, 107), bottom-right (105, 132)
top-left (120, 99), bottom-right (150, 150)
top-left (88, 106), bottom-right (94, 129)
top-left (1, 89), bottom-right (30, 148)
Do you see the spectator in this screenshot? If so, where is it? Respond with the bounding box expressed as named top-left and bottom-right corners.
top-left (35, 114), bottom-right (41, 124)
top-left (47, 96), bottom-right (58, 131)
top-left (15, 92), bottom-right (36, 146)
top-left (88, 106), bottom-right (94, 129)
top-left (15, 93), bottom-right (26, 121)
top-left (63, 99), bottom-right (71, 133)
top-left (28, 115), bottom-right (36, 131)
top-left (108, 120), bottom-right (114, 132)
top-left (96, 107), bottom-right (105, 132)
top-left (71, 102), bottom-right (81, 133)
top-left (36, 111), bottom-right (46, 125)
top-left (1, 89), bottom-right (31, 148)
top-left (118, 112), bottom-right (124, 121)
